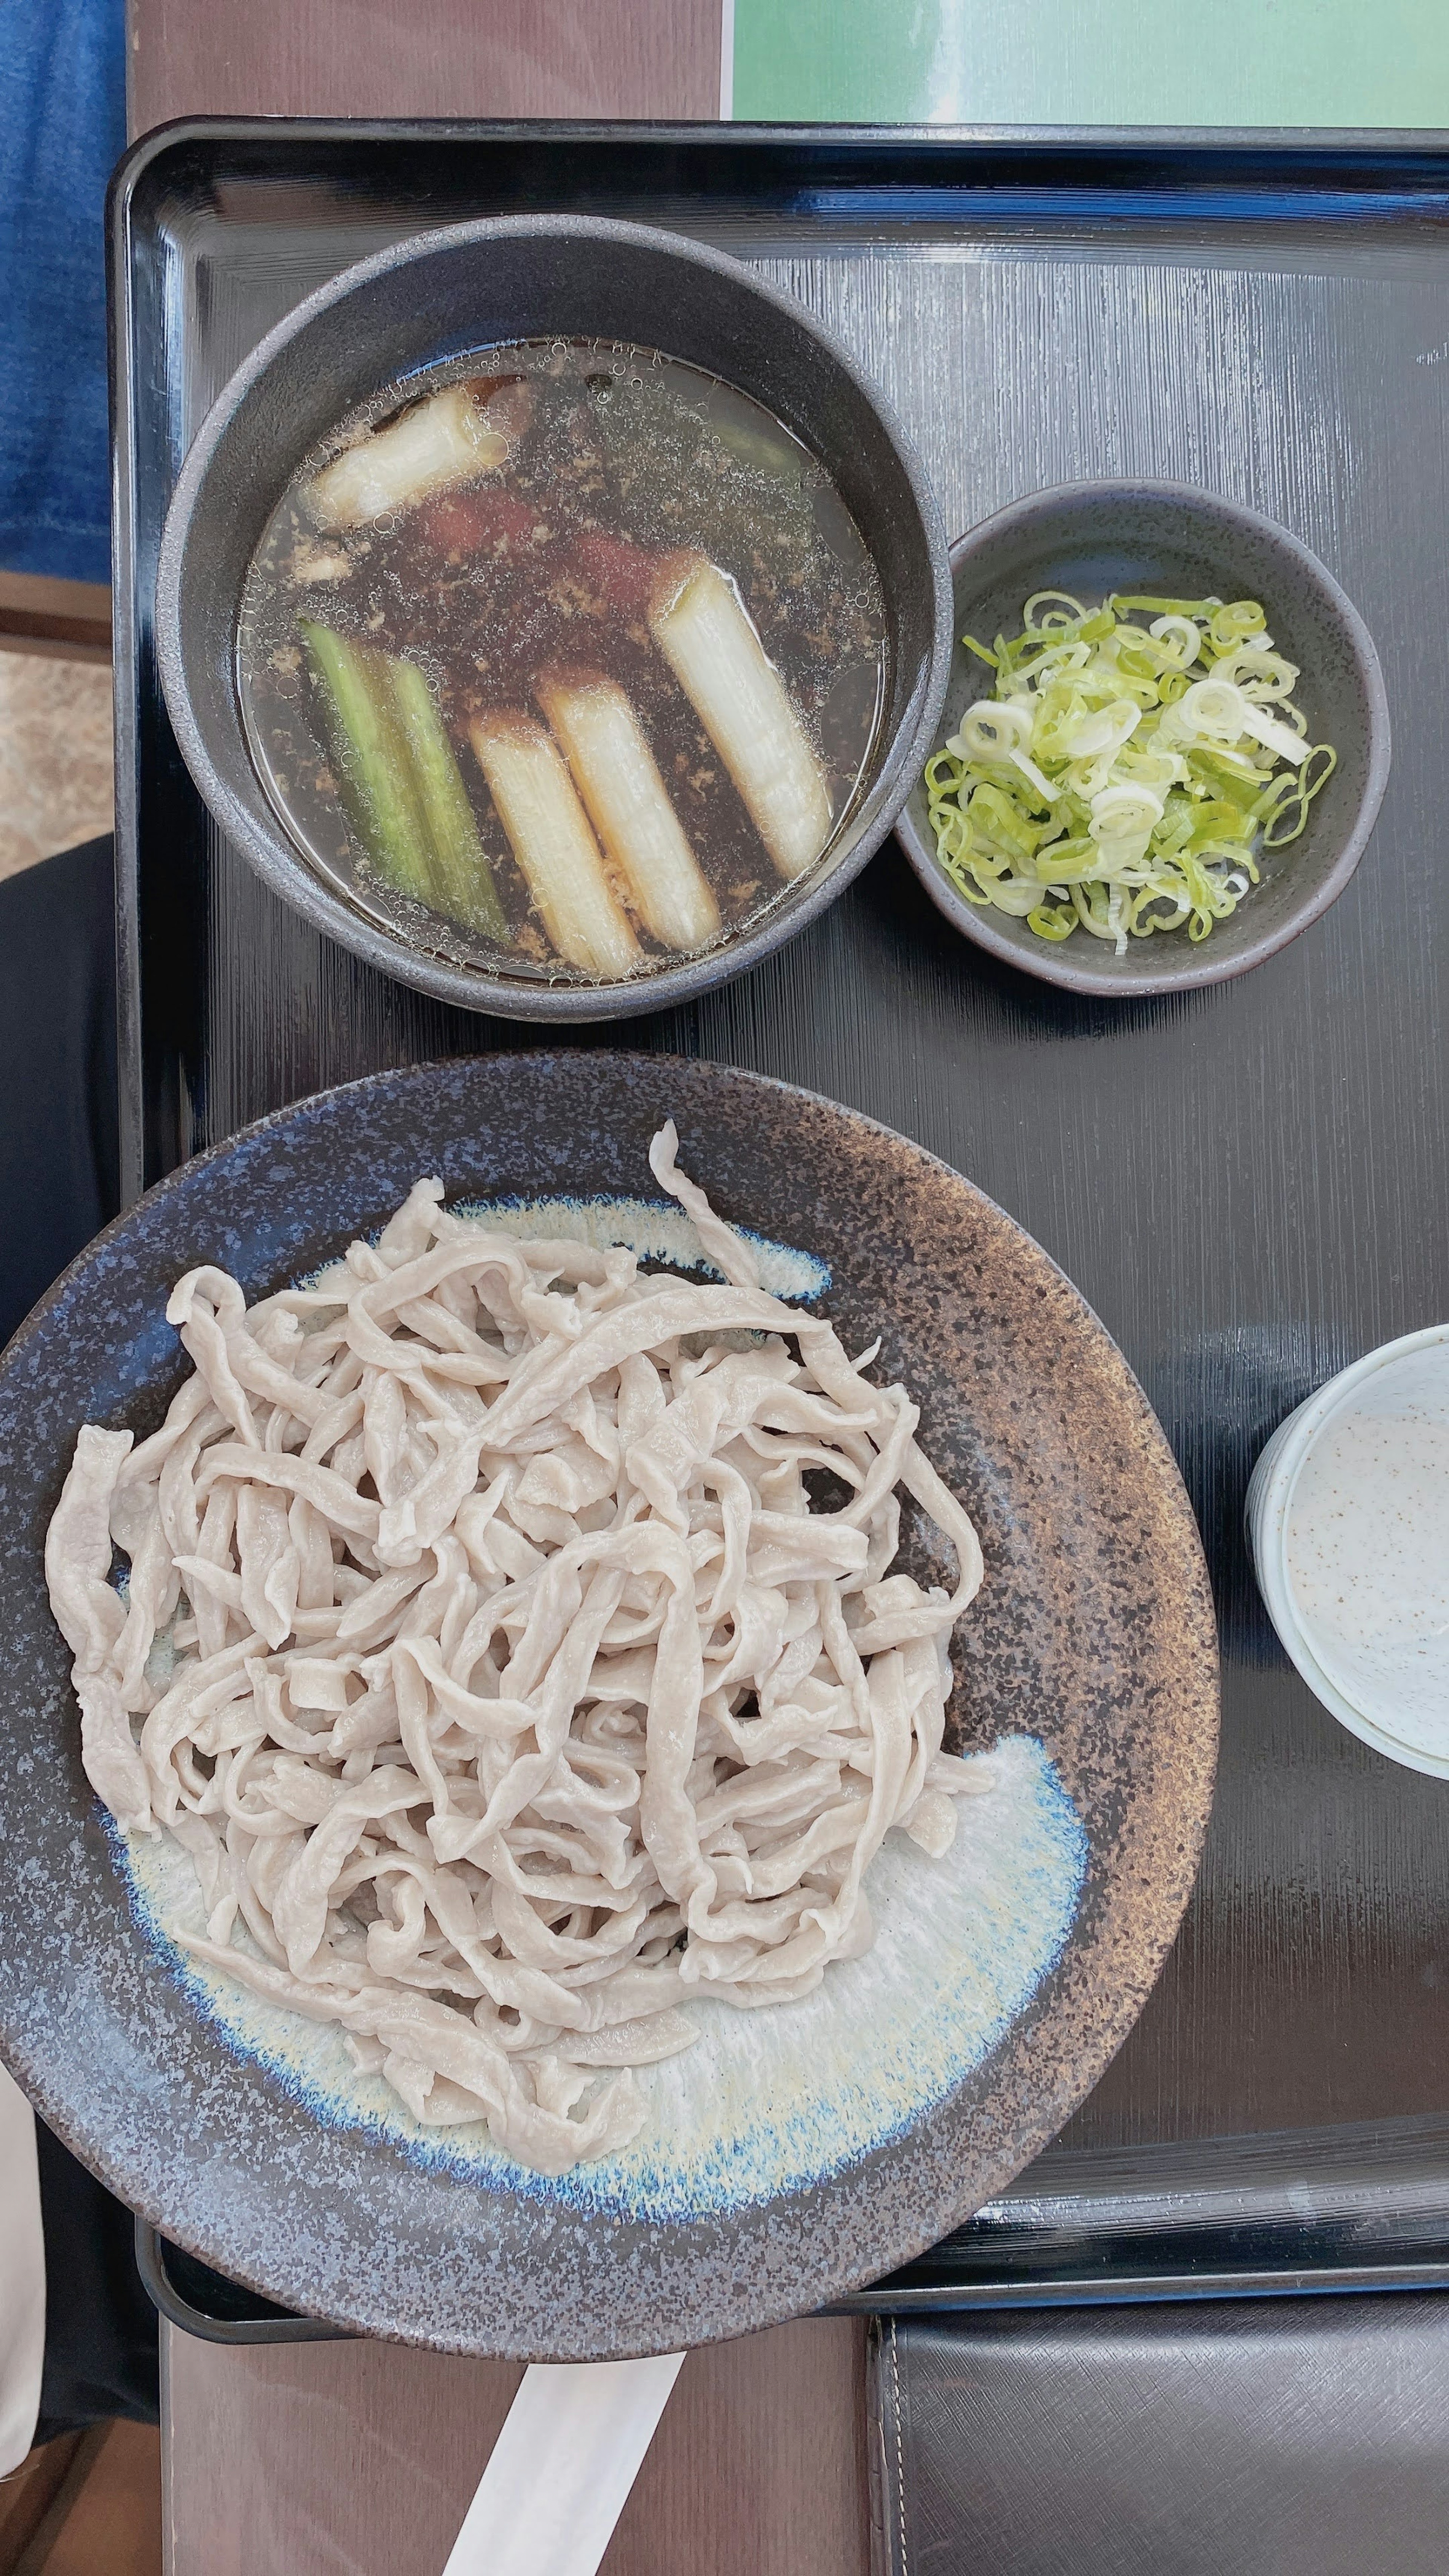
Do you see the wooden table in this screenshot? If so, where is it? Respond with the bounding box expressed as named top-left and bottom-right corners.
top-left (128, 8), bottom-right (871, 2569)
top-left (162, 2321), bottom-right (871, 2574)
top-left (128, 0), bottom-right (725, 130)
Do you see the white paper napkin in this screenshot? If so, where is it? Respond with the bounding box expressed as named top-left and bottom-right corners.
top-left (442, 2351), bottom-right (686, 2576)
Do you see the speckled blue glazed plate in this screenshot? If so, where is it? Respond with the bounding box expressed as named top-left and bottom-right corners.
top-left (0, 1055), bottom-right (1217, 2358)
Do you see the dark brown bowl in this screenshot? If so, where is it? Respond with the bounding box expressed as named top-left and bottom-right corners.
top-left (894, 481), bottom-right (1391, 998)
top-left (154, 215), bottom-right (951, 1023)
top-left (0, 1055), bottom-right (1218, 2357)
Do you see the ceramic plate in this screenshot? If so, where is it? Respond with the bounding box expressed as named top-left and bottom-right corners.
top-left (0, 1055), bottom-right (1217, 2356)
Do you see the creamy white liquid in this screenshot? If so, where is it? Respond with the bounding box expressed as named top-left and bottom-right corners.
top-left (1284, 1350), bottom-right (1449, 1752)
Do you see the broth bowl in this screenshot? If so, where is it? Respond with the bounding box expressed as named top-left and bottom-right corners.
top-left (155, 215), bottom-right (951, 1021)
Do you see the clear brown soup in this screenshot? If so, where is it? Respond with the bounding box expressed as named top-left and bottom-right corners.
top-left (237, 338), bottom-right (890, 983)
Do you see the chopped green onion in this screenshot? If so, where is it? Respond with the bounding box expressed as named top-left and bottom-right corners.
top-left (1107, 593), bottom-right (1223, 618)
top-left (1263, 742), bottom-right (1338, 849)
top-left (928, 588), bottom-right (1336, 955)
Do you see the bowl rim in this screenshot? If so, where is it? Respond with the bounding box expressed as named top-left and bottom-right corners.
top-left (893, 475), bottom-right (1393, 1001)
top-left (153, 210), bottom-right (953, 1024)
top-left (1244, 1321), bottom-right (1449, 1776)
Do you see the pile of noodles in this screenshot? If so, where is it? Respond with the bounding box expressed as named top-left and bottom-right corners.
top-left (44, 1125), bottom-right (987, 2176)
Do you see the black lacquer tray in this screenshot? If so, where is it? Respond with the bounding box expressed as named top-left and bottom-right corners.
top-left (113, 119), bottom-right (1449, 2331)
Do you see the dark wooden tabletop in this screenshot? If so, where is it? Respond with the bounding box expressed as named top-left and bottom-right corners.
top-left (163, 2319), bottom-right (870, 2575)
top-left (128, 0), bottom-right (725, 131)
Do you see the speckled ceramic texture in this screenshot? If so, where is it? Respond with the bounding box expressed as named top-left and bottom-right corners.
top-left (894, 481), bottom-right (1391, 998)
top-left (154, 214), bottom-right (952, 1023)
top-left (0, 1057), bottom-right (1218, 2357)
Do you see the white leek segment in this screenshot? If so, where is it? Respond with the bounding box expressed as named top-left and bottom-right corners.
top-left (469, 710), bottom-right (641, 979)
top-left (535, 671), bottom-right (721, 953)
top-left (309, 382), bottom-right (532, 531)
top-left (648, 554), bottom-right (832, 883)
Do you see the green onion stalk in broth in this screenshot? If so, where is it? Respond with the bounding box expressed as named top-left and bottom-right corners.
top-left (301, 621), bottom-right (506, 940)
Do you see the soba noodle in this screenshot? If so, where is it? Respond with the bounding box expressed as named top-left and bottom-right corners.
top-left (43, 1127), bottom-right (987, 2176)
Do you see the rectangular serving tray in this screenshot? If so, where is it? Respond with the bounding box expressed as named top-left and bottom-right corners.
top-left (114, 120), bottom-right (1449, 2333)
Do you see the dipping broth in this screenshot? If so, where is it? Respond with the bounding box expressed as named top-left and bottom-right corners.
top-left (237, 341), bottom-right (890, 983)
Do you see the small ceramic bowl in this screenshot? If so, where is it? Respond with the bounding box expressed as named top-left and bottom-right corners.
top-left (894, 481), bottom-right (1391, 998)
top-left (1245, 1325), bottom-right (1449, 1776)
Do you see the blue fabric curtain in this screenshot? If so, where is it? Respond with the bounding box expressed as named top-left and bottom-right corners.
top-left (0, 0), bottom-right (126, 586)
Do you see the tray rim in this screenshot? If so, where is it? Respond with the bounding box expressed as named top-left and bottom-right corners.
top-left (135, 2104), bottom-right (1449, 2335)
top-left (114, 112), bottom-right (1449, 151)
top-left (135, 2215), bottom-right (1449, 2347)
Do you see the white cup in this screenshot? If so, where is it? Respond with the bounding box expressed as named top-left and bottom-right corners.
top-left (1244, 1323), bottom-right (1449, 1778)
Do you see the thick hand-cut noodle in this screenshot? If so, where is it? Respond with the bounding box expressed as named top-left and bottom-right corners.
top-left (43, 1128), bottom-right (988, 2177)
